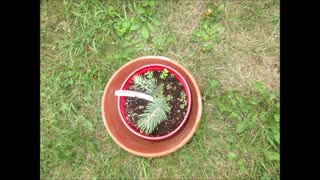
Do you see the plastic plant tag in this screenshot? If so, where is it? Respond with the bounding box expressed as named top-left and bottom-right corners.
top-left (115, 90), bottom-right (153, 101)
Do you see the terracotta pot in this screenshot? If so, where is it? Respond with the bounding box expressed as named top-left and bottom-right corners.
top-left (118, 64), bottom-right (192, 140)
top-left (101, 56), bottom-right (202, 157)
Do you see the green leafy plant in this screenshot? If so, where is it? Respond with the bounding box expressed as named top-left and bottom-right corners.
top-left (179, 91), bottom-right (187, 109)
top-left (152, 35), bottom-right (175, 52)
top-left (113, 20), bottom-right (131, 37)
top-left (214, 80), bottom-right (279, 157)
top-left (141, 0), bottom-right (155, 7)
top-left (180, 91), bottom-right (186, 100)
top-left (145, 71), bottom-right (153, 79)
top-left (191, 2), bottom-right (225, 51)
top-left (106, 0), bottom-right (160, 39)
top-left (112, 4), bottom-right (132, 37)
top-left (203, 79), bottom-right (219, 101)
top-left (130, 0), bottom-right (160, 39)
top-left (160, 68), bottom-right (169, 80)
top-left (133, 73), bottom-right (171, 134)
top-left (166, 95), bottom-right (173, 101)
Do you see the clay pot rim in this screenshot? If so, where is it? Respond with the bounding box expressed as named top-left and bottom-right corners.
top-left (117, 64), bottom-right (192, 140)
top-left (101, 56), bottom-right (202, 157)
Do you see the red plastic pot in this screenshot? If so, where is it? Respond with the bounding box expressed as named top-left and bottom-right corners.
top-left (118, 64), bottom-right (192, 140)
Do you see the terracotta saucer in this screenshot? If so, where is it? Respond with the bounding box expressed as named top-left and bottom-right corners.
top-left (101, 56), bottom-right (202, 157)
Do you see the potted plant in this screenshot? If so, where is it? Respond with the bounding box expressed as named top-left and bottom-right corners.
top-left (117, 64), bottom-right (192, 140)
top-left (102, 56), bottom-right (202, 157)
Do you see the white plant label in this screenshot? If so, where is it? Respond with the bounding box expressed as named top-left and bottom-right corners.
top-left (115, 90), bottom-right (153, 101)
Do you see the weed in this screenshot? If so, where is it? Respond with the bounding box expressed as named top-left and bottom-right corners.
top-left (145, 71), bottom-right (153, 79)
top-left (160, 68), bottom-right (169, 80)
top-left (203, 79), bottom-right (219, 101)
top-left (129, 0), bottom-right (160, 39)
top-left (179, 91), bottom-right (187, 108)
top-left (166, 95), bottom-right (173, 101)
top-left (152, 35), bottom-right (175, 52)
top-left (213, 79), bottom-right (279, 176)
top-left (191, 2), bottom-right (225, 51)
top-left (180, 91), bottom-right (186, 101)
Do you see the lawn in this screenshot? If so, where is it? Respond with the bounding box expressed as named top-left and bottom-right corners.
top-left (40, 0), bottom-right (280, 179)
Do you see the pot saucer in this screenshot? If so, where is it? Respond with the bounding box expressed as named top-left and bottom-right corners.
top-left (101, 56), bottom-right (202, 157)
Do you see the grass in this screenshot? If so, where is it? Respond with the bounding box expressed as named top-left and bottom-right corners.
top-left (41, 0), bottom-right (280, 179)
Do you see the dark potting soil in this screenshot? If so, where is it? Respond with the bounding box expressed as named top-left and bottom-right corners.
top-left (124, 71), bottom-right (188, 137)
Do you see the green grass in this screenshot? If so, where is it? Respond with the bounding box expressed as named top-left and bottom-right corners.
top-left (41, 0), bottom-right (280, 179)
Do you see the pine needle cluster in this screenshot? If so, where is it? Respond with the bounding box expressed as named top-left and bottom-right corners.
top-left (133, 75), bottom-right (156, 95)
top-left (133, 72), bottom-right (171, 134)
top-left (136, 97), bottom-right (170, 134)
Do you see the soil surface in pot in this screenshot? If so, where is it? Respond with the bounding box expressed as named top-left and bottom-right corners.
top-left (125, 71), bottom-right (188, 136)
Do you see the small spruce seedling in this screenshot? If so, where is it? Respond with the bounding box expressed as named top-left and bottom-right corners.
top-left (133, 75), bottom-right (156, 95)
top-left (133, 72), bottom-right (171, 134)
